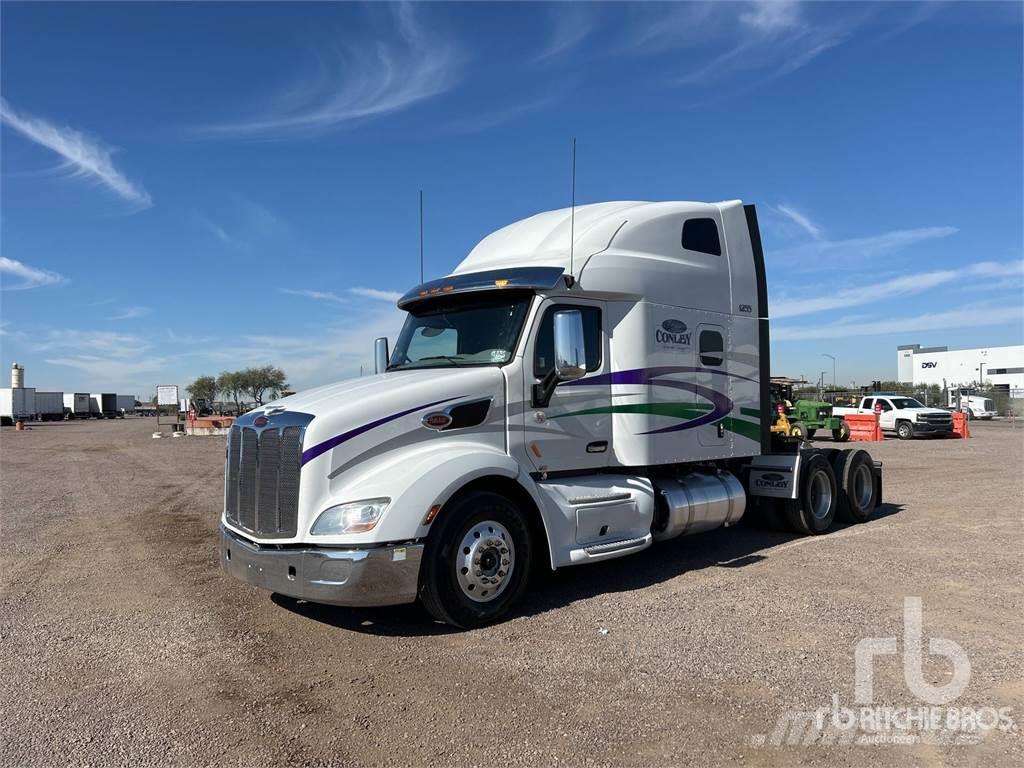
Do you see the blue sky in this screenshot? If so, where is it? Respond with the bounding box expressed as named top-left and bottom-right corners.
top-left (1, 1), bottom-right (1022, 397)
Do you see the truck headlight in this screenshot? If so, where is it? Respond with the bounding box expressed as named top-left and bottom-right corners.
top-left (311, 498), bottom-right (390, 535)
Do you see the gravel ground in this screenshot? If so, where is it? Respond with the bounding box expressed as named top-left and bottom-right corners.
top-left (1, 418), bottom-right (1021, 767)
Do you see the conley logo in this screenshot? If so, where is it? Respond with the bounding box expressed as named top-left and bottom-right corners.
top-left (921, 361), bottom-right (938, 369)
top-left (656, 318), bottom-right (691, 346)
top-left (755, 472), bottom-right (789, 490)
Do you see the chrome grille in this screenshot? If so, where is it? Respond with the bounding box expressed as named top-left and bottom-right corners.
top-left (224, 414), bottom-right (312, 539)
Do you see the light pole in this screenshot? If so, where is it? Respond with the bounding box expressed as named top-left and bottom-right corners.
top-left (822, 353), bottom-right (836, 393)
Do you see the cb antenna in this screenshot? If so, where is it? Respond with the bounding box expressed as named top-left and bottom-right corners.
top-left (569, 137), bottom-right (576, 282)
top-left (419, 189), bottom-right (424, 283)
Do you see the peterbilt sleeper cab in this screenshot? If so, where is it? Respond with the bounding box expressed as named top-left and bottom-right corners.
top-left (220, 201), bottom-right (882, 628)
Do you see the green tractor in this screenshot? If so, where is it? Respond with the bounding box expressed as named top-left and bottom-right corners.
top-left (769, 378), bottom-right (850, 443)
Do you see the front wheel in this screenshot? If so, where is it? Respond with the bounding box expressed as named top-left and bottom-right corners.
top-left (790, 421), bottom-right (808, 440)
top-left (896, 421), bottom-right (914, 440)
top-left (419, 491), bottom-right (533, 629)
top-left (833, 421), bottom-right (851, 442)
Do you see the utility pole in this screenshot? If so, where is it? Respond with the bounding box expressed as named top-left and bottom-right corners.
top-left (822, 353), bottom-right (836, 392)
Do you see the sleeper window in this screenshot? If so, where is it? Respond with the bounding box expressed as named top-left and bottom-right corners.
top-left (699, 330), bottom-right (724, 367)
top-left (682, 218), bottom-right (722, 256)
top-left (534, 306), bottom-right (602, 377)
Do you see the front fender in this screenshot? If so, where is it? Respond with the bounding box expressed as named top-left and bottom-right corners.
top-left (313, 442), bottom-right (522, 545)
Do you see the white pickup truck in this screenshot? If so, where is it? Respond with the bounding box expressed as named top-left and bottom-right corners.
top-left (833, 395), bottom-right (953, 439)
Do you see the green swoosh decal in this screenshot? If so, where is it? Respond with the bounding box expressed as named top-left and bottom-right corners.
top-left (549, 401), bottom-right (762, 442)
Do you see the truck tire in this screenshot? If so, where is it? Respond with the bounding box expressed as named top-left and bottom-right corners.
top-left (806, 428), bottom-right (817, 438)
top-left (784, 452), bottom-right (837, 535)
top-left (832, 421), bottom-right (851, 442)
top-left (418, 490), bottom-right (533, 629)
top-left (789, 421), bottom-right (808, 440)
top-left (896, 421), bottom-right (914, 440)
top-left (831, 449), bottom-right (877, 524)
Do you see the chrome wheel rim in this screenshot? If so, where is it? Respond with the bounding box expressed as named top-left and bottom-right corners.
top-left (853, 463), bottom-right (873, 509)
top-left (456, 520), bottom-right (514, 603)
top-left (809, 470), bottom-right (833, 521)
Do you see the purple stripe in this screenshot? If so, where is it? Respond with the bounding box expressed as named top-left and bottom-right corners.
top-left (301, 396), bottom-right (463, 465)
top-left (561, 366), bottom-right (757, 387)
top-left (635, 379), bottom-right (734, 434)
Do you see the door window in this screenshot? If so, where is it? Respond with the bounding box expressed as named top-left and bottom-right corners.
top-left (878, 400), bottom-right (893, 412)
top-left (534, 306), bottom-right (602, 377)
top-left (698, 329), bottom-right (724, 367)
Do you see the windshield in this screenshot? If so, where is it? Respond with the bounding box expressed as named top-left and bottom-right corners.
top-left (891, 397), bottom-right (924, 409)
top-left (389, 293), bottom-right (532, 370)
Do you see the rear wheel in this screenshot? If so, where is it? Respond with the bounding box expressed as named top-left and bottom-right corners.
top-left (832, 420), bottom-right (851, 442)
top-left (419, 491), bottom-right (532, 629)
top-left (785, 452), bottom-right (837, 535)
top-left (896, 421), bottom-right (914, 440)
top-left (790, 421), bottom-right (808, 440)
top-left (831, 449), bottom-right (877, 523)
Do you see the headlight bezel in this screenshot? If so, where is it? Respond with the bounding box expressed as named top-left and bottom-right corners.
top-left (310, 497), bottom-right (391, 536)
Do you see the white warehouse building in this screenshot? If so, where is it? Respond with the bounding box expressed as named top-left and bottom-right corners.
top-left (897, 343), bottom-right (1024, 389)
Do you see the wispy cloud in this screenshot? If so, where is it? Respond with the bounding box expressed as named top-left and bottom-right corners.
top-left (196, 215), bottom-right (244, 248)
top-left (674, 1), bottom-right (855, 86)
top-left (0, 98), bottom-right (151, 207)
top-left (774, 304), bottom-right (1024, 341)
top-left (534, 4), bottom-right (595, 62)
top-left (772, 260), bottom-right (1024, 320)
top-left (0, 257), bottom-right (66, 290)
top-left (282, 286), bottom-right (402, 304)
top-left (109, 305), bottom-right (152, 321)
top-left (33, 328), bottom-right (150, 358)
top-left (198, 3), bottom-right (461, 139)
top-left (349, 287), bottom-right (402, 302)
top-left (773, 225), bottom-right (959, 263)
top-left (774, 204), bottom-right (824, 240)
top-left (445, 93), bottom-right (559, 134)
top-left (281, 288), bottom-right (349, 304)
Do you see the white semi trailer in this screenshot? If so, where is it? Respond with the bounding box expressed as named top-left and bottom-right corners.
top-left (64, 393), bottom-right (92, 419)
top-left (0, 387), bottom-right (36, 425)
top-left (35, 392), bottom-right (64, 421)
top-left (220, 201), bottom-right (883, 627)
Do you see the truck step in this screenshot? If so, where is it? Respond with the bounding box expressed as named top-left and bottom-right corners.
top-left (583, 536), bottom-right (648, 555)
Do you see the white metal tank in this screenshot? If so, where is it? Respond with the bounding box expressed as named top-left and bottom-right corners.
top-left (11, 363), bottom-right (24, 388)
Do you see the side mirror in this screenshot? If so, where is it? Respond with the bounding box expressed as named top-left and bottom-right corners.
top-left (374, 337), bottom-right (389, 374)
top-left (553, 310), bottom-right (587, 382)
top-left (532, 309), bottom-right (588, 408)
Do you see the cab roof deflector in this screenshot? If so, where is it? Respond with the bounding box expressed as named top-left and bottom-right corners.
top-left (397, 266), bottom-right (565, 310)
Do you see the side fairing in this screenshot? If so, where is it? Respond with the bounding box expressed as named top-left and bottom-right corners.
top-left (596, 301), bottom-right (761, 466)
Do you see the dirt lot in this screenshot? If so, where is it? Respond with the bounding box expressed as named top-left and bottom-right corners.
top-left (1, 418), bottom-right (1021, 767)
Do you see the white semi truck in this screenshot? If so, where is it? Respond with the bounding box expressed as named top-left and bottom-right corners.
top-left (220, 201), bottom-right (883, 627)
top-left (947, 389), bottom-right (996, 420)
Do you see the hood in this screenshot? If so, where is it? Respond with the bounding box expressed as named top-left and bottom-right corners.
top-left (257, 366), bottom-right (506, 469)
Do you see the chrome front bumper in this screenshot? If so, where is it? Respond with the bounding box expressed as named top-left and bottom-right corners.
top-left (219, 526), bottom-right (424, 607)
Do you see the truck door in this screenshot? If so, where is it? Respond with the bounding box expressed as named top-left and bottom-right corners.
top-left (696, 323), bottom-right (729, 448)
top-left (877, 398), bottom-right (896, 430)
top-left (522, 300), bottom-right (610, 473)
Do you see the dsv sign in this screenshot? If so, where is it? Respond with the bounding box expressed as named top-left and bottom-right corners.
top-left (921, 362), bottom-right (939, 369)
